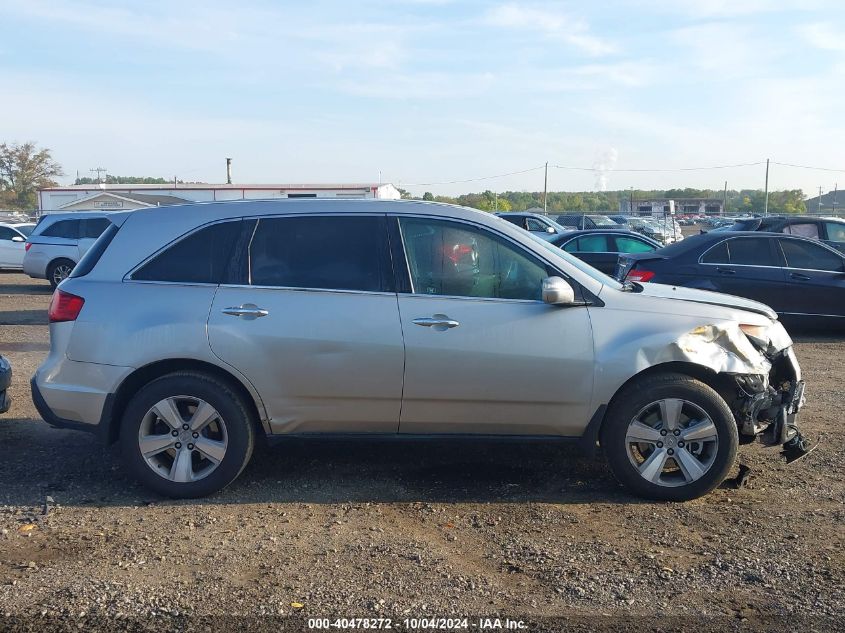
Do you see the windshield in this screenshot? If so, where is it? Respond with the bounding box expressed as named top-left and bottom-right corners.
top-left (13, 224), bottom-right (35, 237)
top-left (590, 215), bottom-right (618, 227)
top-left (527, 232), bottom-right (623, 289)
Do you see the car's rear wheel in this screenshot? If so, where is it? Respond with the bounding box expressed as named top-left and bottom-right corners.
top-left (47, 258), bottom-right (75, 289)
top-left (601, 372), bottom-right (738, 501)
top-left (120, 372), bottom-right (255, 498)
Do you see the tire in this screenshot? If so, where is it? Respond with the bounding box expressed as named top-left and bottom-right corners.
top-left (47, 258), bottom-right (75, 289)
top-left (601, 372), bottom-right (738, 502)
top-left (120, 372), bottom-right (255, 498)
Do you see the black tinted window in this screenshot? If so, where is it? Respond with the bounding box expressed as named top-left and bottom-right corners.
top-left (701, 240), bottom-right (729, 264)
top-left (727, 237), bottom-right (777, 266)
top-left (42, 219), bottom-right (80, 239)
top-left (83, 218), bottom-right (110, 238)
top-left (0, 227), bottom-right (16, 240)
top-left (779, 239), bottom-right (844, 272)
top-left (248, 216), bottom-right (390, 291)
top-left (133, 220), bottom-right (243, 283)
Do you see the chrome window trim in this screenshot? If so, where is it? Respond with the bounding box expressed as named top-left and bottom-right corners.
top-left (697, 234), bottom-right (845, 273)
top-left (124, 279), bottom-right (220, 288)
top-left (393, 213), bottom-right (568, 304)
top-left (780, 311), bottom-right (845, 318)
top-left (216, 283), bottom-right (397, 298)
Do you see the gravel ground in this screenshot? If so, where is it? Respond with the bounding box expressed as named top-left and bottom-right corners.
top-left (0, 270), bottom-right (842, 632)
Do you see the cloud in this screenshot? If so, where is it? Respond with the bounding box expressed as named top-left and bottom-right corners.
top-left (484, 4), bottom-right (616, 56)
top-left (798, 22), bottom-right (845, 52)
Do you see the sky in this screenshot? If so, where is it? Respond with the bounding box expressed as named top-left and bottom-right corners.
top-left (1, 0), bottom-right (844, 197)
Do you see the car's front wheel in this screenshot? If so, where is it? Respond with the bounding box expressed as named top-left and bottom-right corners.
top-left (120, 372), bottom-right (255, 498)
top-left (601, 372), bottom-right (738, 501)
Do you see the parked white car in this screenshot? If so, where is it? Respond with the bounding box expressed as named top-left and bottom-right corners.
top-left (0, 222), bottom-right (36, 270)
top-left (22, 213), bottom-right (112, 287)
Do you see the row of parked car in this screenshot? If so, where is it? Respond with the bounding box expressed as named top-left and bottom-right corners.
top-left (497, 212), bottom-right (685, 245)
top-left (496, 210), bottom-right (845, 329)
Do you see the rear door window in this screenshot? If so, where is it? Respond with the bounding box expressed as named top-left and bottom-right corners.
top-left (132, 220), bottom-right (245, 284)
top-left (247, 215), bottom-right (392, 292)
top-left (41, 219), bottom-right (81, 239)
top-left (778, 239), bottom-right (845, 272)
top-left (726, 237), bottom-right (778, 266)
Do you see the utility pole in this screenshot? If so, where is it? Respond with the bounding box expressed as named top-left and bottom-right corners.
top-left (542, 161), bottom-right (548, 214)
top-left (723, 181), bottom-right (728, 216)
top-left (494, 191), bottom-right (498, 212)
top-left (763, 158), bottom-right (770, 216)
top-left (833, 183), bottom-right (838, 216)
top-left (90, 167), bottom-right (108, 184)
top-left (818, 186), bottom-right (823, 214)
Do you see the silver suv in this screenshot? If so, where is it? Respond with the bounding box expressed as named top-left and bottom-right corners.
top-left (31, 200), bottom-right (808, 500)
top-left (23, 212), bottom-right (113, 288)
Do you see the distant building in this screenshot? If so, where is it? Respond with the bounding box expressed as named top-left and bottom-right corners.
top-left (618, 197), bottom-right (724, 216)
top-left (38, 182), bottom-right (402, 213)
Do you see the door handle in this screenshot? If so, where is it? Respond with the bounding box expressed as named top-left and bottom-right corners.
top-left (222, 304), bottom-right (269, 319)
top-left (716, 267), bottom-right (735, 275)
top-left (790, 272), bottom-right (811, 281)
top-left (412, 315), bottom-right (460, 330)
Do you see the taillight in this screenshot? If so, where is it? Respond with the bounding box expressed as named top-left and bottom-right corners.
top-left (626, 269), bottom-right (655, 283)
top-left (48, 290), bottom-right (85, 323)
top-left (25, 243), bottom-right (32, 252)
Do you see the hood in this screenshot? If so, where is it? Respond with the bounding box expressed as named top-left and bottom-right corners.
top-left (636, 282), bottom-right (778, 320)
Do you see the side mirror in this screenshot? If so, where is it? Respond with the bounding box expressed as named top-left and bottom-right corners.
top-left (11, 236), bottom-right (24, 243)
top-left (546, 226), bottom-right (555, 234)
top-left (542, 276), bottom-right (576, 305)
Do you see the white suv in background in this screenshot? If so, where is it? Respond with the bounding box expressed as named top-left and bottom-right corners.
top-left (23, 212), bottom-right (113, 288)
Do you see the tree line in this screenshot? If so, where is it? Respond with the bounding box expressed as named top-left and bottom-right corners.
top-left (402, 188), bottom-right (807, 215)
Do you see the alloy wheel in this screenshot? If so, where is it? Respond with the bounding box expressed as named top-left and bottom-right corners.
top-left (625, 398), bottom-right (719, 487)
top-left (138, 396), bottom-right (228, 483)
top-left (52, 264), bottom-right (73, 285)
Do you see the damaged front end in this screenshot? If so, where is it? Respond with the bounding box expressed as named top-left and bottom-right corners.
top-left (669, 321), bottom-right (810, 462)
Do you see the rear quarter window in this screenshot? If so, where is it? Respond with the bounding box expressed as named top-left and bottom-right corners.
top-left (132, 220), bottom-right (245, 284)
top-left (41, 219), bottom-right (81, 239)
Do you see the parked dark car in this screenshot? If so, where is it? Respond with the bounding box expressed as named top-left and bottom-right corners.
top-left (555, 214), bottom-right (620, 230)
top-left (546, 230), bottom-right (661, 275)
top-left (495, 212), bottom-right (570, 238)
top-left (0, 354), bottom-right (10, 413)
top-left (716, 216), bottom-right (845, 252)
top-left (616, 231), bottom-right (845, 328)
